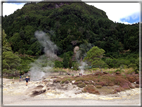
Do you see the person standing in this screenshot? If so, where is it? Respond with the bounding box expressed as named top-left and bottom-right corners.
top-left (25, 76), bottom-right (30, 86)
top-left (19, 75), bottom-right (22, 82)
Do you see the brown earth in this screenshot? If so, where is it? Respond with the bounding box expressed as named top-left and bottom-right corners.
top-left (53, 71), bottom-right (140, 95)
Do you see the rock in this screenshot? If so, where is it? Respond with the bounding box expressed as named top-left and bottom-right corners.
top-left (84, 81), bottom-right (90, 84)
top-left (115, 72), bottom-right (121, 75)
top-left (25, 85), bottom-right (46, 97)
top-left (135, 84), bottom-right (139, 88)
top-left (55, 83), bottom-right (62, 89)
top-left (72, 80), bottom-right (75, 84)
top-left (49, 79), bottom-right (53, 82)
top-left (131, 83), bottom-right (136, 88)
top-left (64, 80), bottom-right (70, 84)
top-left (136, 80), bottom-right (139, 84)
top-left (103, 72), bottom-right (108, 74)
top-left (53, 79), bottom-right (60, 83)
top-left (31, 89), bottom-right (46, 97)
top-left (67, 83), bottom-right (74, 90)
top-left (35, 85), bottom-right (44, 89)
top-left (66, 72), bottom-right (71, 75)
top-left (42, 79), bottom-right (49, 82)
top-left (51, 76), bottom-right (57, 78)
top-left (75, 90), bottom-right (82, 94)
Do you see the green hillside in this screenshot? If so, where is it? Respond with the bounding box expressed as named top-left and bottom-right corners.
top-left (3, 2), bottom-right (139, 56)
top-left (2, 1), bottom-right (139, 76)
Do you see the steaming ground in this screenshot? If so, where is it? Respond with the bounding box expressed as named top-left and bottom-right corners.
top-left (2, 77), bottom-right (141, 106)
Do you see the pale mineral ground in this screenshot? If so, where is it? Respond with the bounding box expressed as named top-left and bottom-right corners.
top-left (1, 77), bottom-right (141, 106)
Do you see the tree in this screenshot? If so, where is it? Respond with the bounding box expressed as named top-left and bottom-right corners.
top-left (2, 30), bottom-right (21, 76)
top-left (63, 53), bottom-right (69, 68)
top-left (83, 46), bottom-right (106, 71)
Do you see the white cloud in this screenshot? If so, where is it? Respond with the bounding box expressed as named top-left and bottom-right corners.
top-left (86, 3), bottom-right (140, 24)
top-left (3, 3), bottom-right (25, 16)
top-left (1, 0), bottom-right (44, 16)
top-left (131, 12), bottom-right (139, 20)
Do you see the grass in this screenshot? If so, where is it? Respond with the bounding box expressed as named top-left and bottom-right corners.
top-left (51, 68), bottom-right (67, 72)
top-left (101, 68), bottom-right (134, 74)
top-left (6, 76), bottom-right (20, 80)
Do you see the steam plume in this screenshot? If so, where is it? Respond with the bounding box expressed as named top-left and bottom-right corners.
top-left (75, 43), bottom-right (92, 75)
top-left (79, 61), bottom-right (87, 75)
top-left (29, 31), bottom-right (58, 81)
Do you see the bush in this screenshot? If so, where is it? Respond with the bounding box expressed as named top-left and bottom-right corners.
top-left (72, 61), bottom-right (79, 70)
top-left (55, 61), bottom-right (63, 68)
top-left (23, 69), bottom-right (29, 73)
top-left (77, 83), bottom-right (86, 88)
top-left (114, 68), bottom-right (124, 73)
top-left (63, 53), bottom-right (69, 68)
top-left (83, 85), bottom-right (100, 94)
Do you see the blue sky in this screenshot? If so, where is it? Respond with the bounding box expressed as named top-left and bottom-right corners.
top-left (2, 1), bottom-right (141, 24)
top-left (120, 12), bottom-right (140, 24)
top-left (87, 3), bottom-right (140, 24)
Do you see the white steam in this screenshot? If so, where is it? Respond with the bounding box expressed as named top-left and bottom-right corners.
top-left (29, 31), bottom-right (58, 81)
top-left (79, 61), bottom-right (88, 75)
top-left (35, 31), bottom-right (58, 59)
top-left (75, 49), bottom-right (87, 75)
top-left (75, 43), bottom-right (92, 75)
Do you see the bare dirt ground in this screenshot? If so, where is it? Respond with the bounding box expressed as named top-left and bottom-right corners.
top-left (2, 95), bottom-right (141, 106)
top-left (1, 77), bottom-right (141, 106)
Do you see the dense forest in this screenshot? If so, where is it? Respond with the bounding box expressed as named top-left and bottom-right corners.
top-left (2, 1), bottom-right (139, 77)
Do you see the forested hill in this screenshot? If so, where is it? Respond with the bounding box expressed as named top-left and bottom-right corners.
top-left (2, 1), bottom-right (139, 57)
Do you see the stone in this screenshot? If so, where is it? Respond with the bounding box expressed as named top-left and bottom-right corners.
top-left (130, 83), bottom-right (136, 88)
top-left (136, 80), bottom-right (139, 84)
top-left (25, 85), bottom-right (46, 97)
top-left (72, 80), bottom-right (75, 84)
top-left (103, 72), bottom-right (108, 74)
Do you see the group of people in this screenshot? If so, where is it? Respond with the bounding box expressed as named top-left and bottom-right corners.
top-left (19, 75), bottom-right (30, 86)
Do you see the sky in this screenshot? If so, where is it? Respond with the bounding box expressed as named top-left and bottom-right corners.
top-left (1, 0), bottom-right (141, 24)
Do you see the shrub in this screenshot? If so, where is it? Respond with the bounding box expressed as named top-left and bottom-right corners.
top-left (115, 78), bottom-right (132, 89)
top-left (126, 75), bottom-right (136, 83)
top-left (23, 69), bottom-right (29, 73)
top-left (77, 83), bottom-right (86, 88)
top-left (97, 81), bottom-right (106, 86)
top-left (95, 85), bottom-right (102, 88)
top-left (83, 85), bottom-right (100, 94)
top-left (114, 68), bottom-right (124, 74)
top-left (72, 61), bottom-right (79, 70)
top-left (54, 61), bottom-right (63, 68)
top-left (127, 69), bottom-right (134, 74)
